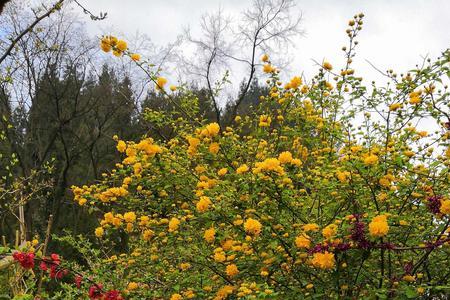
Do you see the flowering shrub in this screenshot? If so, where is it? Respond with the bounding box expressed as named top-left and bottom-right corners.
top-left (3, 14), bottom-right (450, 299)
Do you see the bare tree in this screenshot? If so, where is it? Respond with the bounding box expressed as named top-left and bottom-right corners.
top-left (183, 0), bottom-right (303, 125)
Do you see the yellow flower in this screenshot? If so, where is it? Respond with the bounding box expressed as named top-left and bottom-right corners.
top-left (295, 234), bottom-right (311, 249)
top-left (261, 54), bottom-right (269, 62)
top-left (336, 171), bottom-right (349, 183)
top-left (204, 227), bottom-right (216, 243)
top-left (236, 164), bottom-right (249, 174)
top-left (116, 39), bottom-right (127, 52)
top-left (403, 275), bottom-right (416, 282)
top-left (254, 158), bottom-right (284, 175)
top-left (170, 294), bottom-right (183, 300)
top-left (170, 85), bottom-right (177, 91)
top-left (289, 76), bottom-right (302, 89)
top-left (364, 154), bottom-right (378, 166)
top-left (389, 103), bottom-right (402, 111)
top-left (142, 229), bottom-right (154, 240)
top-left (168, 217), bottom-right (180, 232)
top-left (302, 223), bottom-right (319, 232)
top-left (217, 168), bottom-right (228, 176)
top-left (130, 53), bottom-right (140, 61)
top-left (278, 151), bottom-right (293, 164)
top-left (225, 264), bottom-right (239, 277)
top-left (116, 140), bottom-right (127, 153)
top-left (263, 64), bottom-right (274, 73)
top-left (108, 36), bottom-right (118, 46)
top-left (440, 199), bottom-right (450, 214)
top-left (187, 136), bottom-right (200, 148)
top-left (311, 251), bottom-right (335, 269)
top-left (259, 115), bottom-right (272, 127)
top-left (409, 95), bottom-right (421, 104)
top-left (155, 77), bottom-right (168, 91)
top-left (323, 61), bottom-right (333, 71)
top-left (127, 282), bottom-right (138, 290)
top-left (214, 252), bottom-right (226, 262)
top-left (244, 218), bottom-right (262, 236)
top-left (196, 196), bottom-right (212, 212)
top-left (369, 215), bottom-right (389, 237)
top-left (216, 285), bottom-right (234, 299)
top-left (209, 142), bottom-right (220, 154)
top-left (322, 224), bottom-right (338, 239)
top-left (203, 122), bottom-right (220, 137)
top-left (124, 211), bottom-right (136, 223)
top-left (113, 50), bottom-right (122, 57)
top-left (94, 227), bottom-right (104, 238)
top-left (100, 37), bottom-right (112, 52)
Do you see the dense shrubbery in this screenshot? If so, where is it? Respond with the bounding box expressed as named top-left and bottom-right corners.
top-left (2, 10), bottom-right (450, 300)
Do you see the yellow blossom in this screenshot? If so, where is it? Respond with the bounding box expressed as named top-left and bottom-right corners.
top-left (100, 37), bottom-right (112, 52)
top-left (440, 199), bottom-right (450, 214)
top-left (290, 76), bottom-right (302, 89)
top-left (196, 196), bottom-right (212, 212)
top-left (168, 217), bottom-right (180, 232)
top-left (225, 264), bottom-right (239, 277)
top-left (295, 234), bottom-right (311, 249)
top-left (369, 215), bottom-right (389, 237)
top-left (302, 223), bottom-right (319, 232)
top-left (209, 142), bottom-right (220, 154)
top-left (116, 40), bottom-right (127, 52)
top-left (278, 151), bottom-right (293, 164)
top-left (311, 251), bottom-right (335, 269)
top-left (215, 285), bottom-right (234, 299)
top-left (124, 211), bottom-right (136, 223)
top-left (203, 122), bottom-right (220, 137)
top-left (130, 53), bottom-right (140, 61)
top-left (204, 227), bottom-right (216, 243)
top-left (263, 64), bottom-right (274, 73)
top-left (322, 224), bottom-right (338, 239)
top-left (156, 77), bottom-right (167, 91)
top-left (142, 229), bottom-right (154, 240)
top-left (170, 294), bottom-right (183, 300)
top-left (323, 61), bottom-right (333, 71)
top-left (364, 154), bottom-right (378, 166)
top-left (117, 140), bottom-right (127, 153)
top-left (244, 218), bottom-right (262, 236)
top-left (95, 227), bottom-right (104, 238)
top-left (236, 164), bottom-right (249, 174)
top-left (259, 115), bottom-right (272, 127)
top-left (218, 168), bottom-right (228, 176)
top-left (127, 282), bottom-right (138, 290)
top-left (389, 103), bottom-right (402, 111)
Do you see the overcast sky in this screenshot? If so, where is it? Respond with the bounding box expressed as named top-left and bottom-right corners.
top-left (79, 0), bottom-right (450, 86)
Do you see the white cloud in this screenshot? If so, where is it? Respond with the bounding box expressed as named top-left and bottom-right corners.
top-left (79, 0), bottom-right (450, 84)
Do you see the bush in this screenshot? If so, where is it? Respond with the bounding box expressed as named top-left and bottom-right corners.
top-left (3, 14), bottom-right (450, 299)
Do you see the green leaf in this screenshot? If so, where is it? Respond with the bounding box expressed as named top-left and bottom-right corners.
top-left (405, 286), bottom-right (418, 298)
